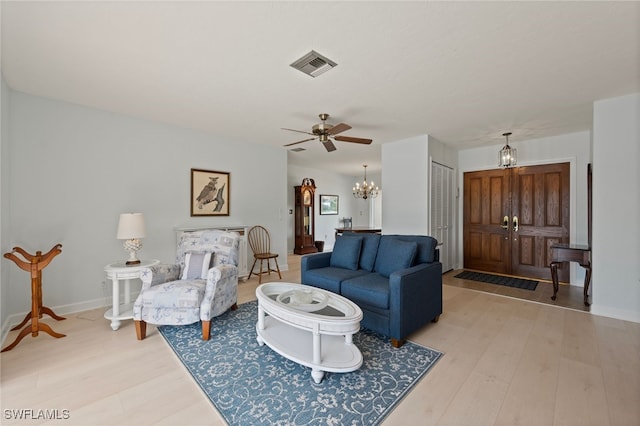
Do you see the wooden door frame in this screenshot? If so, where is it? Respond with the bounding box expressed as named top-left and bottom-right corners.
top-left (458, 158), bottom-right (579, 283)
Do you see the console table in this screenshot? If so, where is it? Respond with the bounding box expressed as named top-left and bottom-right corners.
top-left (335, 227), bottom-right (382, 238)
top-left (549, 244), bottom-right (591, 306)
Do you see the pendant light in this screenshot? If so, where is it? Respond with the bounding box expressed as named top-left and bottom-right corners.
top-left (498, 132), bottom-right (517, 168)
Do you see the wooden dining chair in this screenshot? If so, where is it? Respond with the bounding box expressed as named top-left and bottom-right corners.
top-left (247, 225), bottom-right (282, 284)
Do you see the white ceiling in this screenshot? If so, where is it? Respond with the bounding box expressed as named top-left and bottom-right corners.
top-left (2, 1), bottom-right (639, 176)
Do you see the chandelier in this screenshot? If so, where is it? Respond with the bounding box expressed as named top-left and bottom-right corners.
top-left (498, 132), bottom-right (517, 168)
top-left (353, 165), bottom-right (379, 200)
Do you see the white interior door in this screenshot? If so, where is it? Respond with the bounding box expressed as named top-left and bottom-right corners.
top-left (369, 190), bottom-right (382, 228)
top-left (431, 162), bottom-right (455, 272)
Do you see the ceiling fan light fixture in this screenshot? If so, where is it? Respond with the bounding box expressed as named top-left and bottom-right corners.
top-left (282, 113), bottom-right (371, 152)
top-left (290, 50), bottom-right (337, 78)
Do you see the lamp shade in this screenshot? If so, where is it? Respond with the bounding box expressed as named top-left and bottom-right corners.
top-left (116, 213), bottom-right (146, 239)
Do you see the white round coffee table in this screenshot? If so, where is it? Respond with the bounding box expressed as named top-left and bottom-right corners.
top-left (255, 282), bottom-right (363, 383)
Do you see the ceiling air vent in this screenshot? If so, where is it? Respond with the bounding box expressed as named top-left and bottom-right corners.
top-left (290, 50), bottom-right (337, 78)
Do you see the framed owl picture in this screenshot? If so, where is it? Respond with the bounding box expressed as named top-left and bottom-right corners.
top-left (190, 169), bottom-right (230, 216)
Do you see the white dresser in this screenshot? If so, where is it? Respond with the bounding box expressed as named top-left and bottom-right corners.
top-left (175, 225), bottom-right (250, 280)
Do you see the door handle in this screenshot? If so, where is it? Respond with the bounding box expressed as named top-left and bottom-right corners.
top-left (502, 216), bottom-right (509, 230)
top-left (513, 216), bottom-right (519, 232)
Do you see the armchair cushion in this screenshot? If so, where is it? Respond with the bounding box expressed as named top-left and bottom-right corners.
top-left (136, 279), bottom-right (205, 325)
top-left (330, 236), bottom-right (363, 271)
top-left (181, 251), bottom-right (214, 280)
top-left (374, 238), bottom-right (418, 278)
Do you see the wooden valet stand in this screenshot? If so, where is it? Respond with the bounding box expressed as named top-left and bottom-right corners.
top-left (2, 244), bottom-right (66, 352)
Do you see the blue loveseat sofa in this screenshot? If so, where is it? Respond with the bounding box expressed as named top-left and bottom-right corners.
top-left (301, 233), bottom-right (442, 347)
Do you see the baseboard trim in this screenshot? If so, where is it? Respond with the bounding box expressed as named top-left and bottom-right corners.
top-left (591, 303), bottom-right (640, 324)
top-left (1, 297), bottom-right (111, 349)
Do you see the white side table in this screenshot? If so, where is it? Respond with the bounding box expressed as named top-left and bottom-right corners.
top-left (104, 259), bottom-right (159, 331)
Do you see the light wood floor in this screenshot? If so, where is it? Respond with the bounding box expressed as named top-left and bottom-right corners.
top-left (2, 255), bottom-right (638, 425)
top-left (443, 269), bottom-right (591, 313)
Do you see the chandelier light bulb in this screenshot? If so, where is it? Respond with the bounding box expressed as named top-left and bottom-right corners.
top-left (353, 165), bottom-right (380, 200)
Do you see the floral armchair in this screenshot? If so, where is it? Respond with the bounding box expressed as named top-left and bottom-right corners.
top-left (133, 229), bottom-right (240, 340)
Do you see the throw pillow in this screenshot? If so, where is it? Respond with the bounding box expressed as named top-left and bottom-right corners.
top-left (374, 238), bottom-right (418, 278)
top-left (342, 233), bottom-right (380, 271)
top-left (330, 236), bottom-right (363, 271)
top-left (181, 251), bottom-right (214, 280)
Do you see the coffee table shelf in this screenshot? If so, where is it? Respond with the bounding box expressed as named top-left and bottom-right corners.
top-left (255, 282), bottom-right (363, 383)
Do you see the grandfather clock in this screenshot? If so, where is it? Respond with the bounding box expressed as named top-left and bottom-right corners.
top-left (294, 178), bottom-right (318, 255)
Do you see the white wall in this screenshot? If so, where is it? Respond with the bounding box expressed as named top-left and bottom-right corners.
top-left (1, 76), bottom-right (9, 330)
top-left (381, 135), bottom-right (430, 234)
top-left (591, 93), bottom-right (640, 323)
top-left (381, 134), bottom-right (458, 237)
top-left (287, 164), bottom-right (373, 252)
top-left (428, 136), bottom-right (458, 168)
top-left (2, 90), bottom-right (288, 330)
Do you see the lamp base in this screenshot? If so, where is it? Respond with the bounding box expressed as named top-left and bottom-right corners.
top-left (123, 238), bottom-right (142, 266)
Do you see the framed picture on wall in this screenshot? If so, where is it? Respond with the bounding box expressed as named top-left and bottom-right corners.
top-left (191, 168), bottom-right (230, 216)
top-left (320, 194), bottom-right (339, 215)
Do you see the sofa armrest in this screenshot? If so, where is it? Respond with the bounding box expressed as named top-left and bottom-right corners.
top-left (140, 264), bottom-right (181, 291)
top-left (301, 252), bottom-right (332, 285)
top-left (388, 262), bottom-right (443, 340)
top-left (301, 252), bottom-right (332, 272)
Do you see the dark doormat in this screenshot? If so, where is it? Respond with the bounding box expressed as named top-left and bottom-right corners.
top-left (454, 271), bottom-right (538, 291)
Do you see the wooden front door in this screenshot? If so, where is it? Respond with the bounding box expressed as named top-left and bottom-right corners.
top-left (463, 163), bottom-right (570, 281)
top-left (463, 168), bottom-right (511, 274)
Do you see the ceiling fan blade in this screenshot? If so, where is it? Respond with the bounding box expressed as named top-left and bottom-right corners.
top-left (284, 137), bottom-right (317, 147)
top-left (327, 123), bottom-right (352, 135)
top-left (322, 139), bottom-right (337, 152)
top-left (281, 127), bottom-right (315, 136)
top-left (333, 135), bottom-right (373, 144)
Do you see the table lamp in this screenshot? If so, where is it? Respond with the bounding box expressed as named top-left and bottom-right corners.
top-left (116, 213), bottom-right (146, 265)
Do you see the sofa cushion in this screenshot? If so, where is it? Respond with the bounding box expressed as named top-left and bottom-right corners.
top-left (342, 233), bottom-right (380, 271)
top-left (303, 267), bottom-right (370, 293)
top-left (330, 236), bottom-right (363, 271)
top-left (374, 238), bottom-right (418, 278)
top-left (384, 235), bottom-right (438, 264)
top-left (342, 273), bottom-right (390, 310)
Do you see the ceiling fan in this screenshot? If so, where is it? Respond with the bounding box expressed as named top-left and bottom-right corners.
top-left (282, 113), bottom-right (372, 152)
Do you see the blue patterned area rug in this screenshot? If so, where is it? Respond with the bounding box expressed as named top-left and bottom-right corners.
top-left (158, 300), bottom-right (442, 425)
